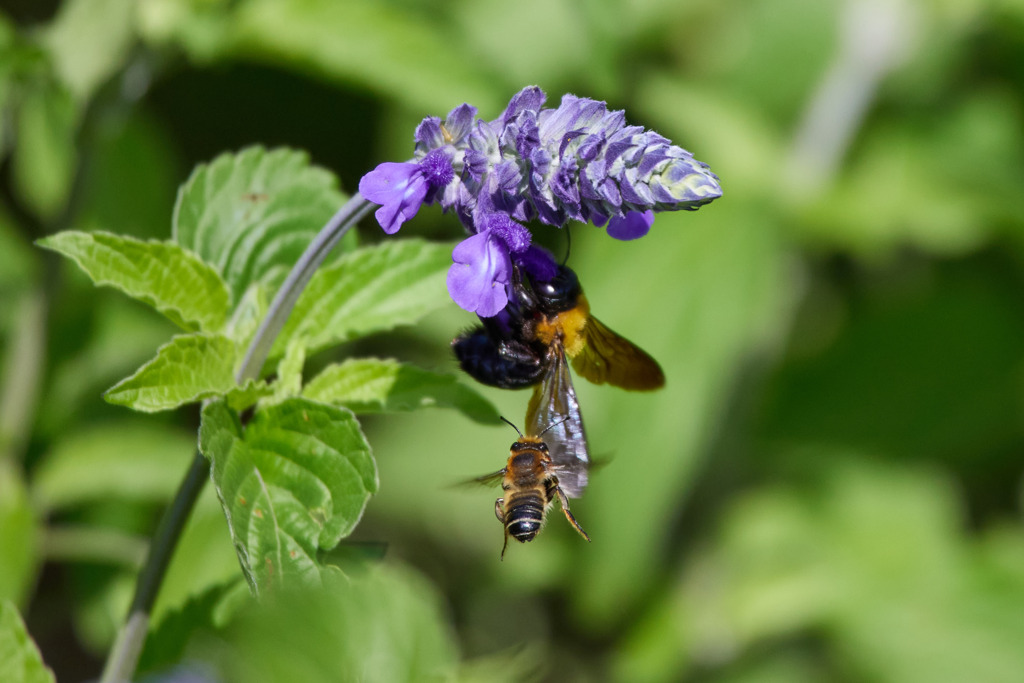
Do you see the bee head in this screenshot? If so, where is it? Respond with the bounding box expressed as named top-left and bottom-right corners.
top-left (528, 265), bottom-right (581, 315)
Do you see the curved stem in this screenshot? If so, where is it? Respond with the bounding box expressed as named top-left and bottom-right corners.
top-left (100, 193), bottom-right (375, 682)
top-left (236, 195), bottom-right (374, 383)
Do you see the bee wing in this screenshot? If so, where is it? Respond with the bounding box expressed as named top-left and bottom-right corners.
top-left (457, 469), bottom-right (506, 488)
top-left (571, 315), bottom-right (665, 391)
top-left (526, 344), bottom-right (590, 498)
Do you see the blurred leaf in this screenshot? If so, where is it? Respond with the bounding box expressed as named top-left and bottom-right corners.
top-left (757, 259), bottom-right (1024, 463)
top-left (139, 579), bottom-right (243, 676)
top-left (566, 202), bottom-right (792, 625)
top-left (303, 357), bottom-right (499, 424)
top-left (38, 231), bottom-right (231, 331)
top-left (75, 109), bottom-right (181, 239)
top-left (12, 81), bottom-right (77, 221)
top-left (43, 525), bottom-right (147, 567)
top-left (0, 601), bottom-right (55, 683)
top-left (199, 398), bottom-right (377, 594)
top-left (231, 0), bottom-right (502, 115)
top-left (0, 208), bottom-right (37, 295)
top-left (198, 564), bottom-right (457, 683)
top-left (104, 333), bottom-right (269, 412)
top-left (273, 240), bottom-right (453, 358)
top-left (0, 462), bottom-right (38, 607)
top-left (172, 146), bottom-right (347, 304)
top-left (32, 421), bottom-right (194, 512)
top-left (675, 458), bottom-right (1024, 683)
top-left (41, 0), bottom-right (137, 102)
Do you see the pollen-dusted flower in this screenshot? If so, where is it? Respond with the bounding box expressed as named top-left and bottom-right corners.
top-left (359, 86), bottom-right (721, 315)
top-left (358, 149), bottom-right (455, 234)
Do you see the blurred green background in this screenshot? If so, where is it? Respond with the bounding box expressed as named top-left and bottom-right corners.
top-left (2, 0), bottom-right (1024, 681)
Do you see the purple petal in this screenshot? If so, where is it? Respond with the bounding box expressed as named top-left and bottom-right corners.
top-left (358, 162), bottom-right (429, 234)
top-left (414, 117), bottom-right (443, 149)
top-left (502, 86), bottom-right (546, 125)
top-left (606, 210), bottom-right (654, 240)
top-left (447, 232), bottom-right (512, 316)
top-left (443, 104), bottom-right (477, 144)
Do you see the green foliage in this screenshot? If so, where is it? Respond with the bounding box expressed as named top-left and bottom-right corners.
top-left (103, 333), bottom-right (256, 412)
top-left (5, 1), bottom-right (1024, 681)
top-left (32, 421), bottom-right (195, 512)
top-left (0, 463), bottom-right (37, 606)
top-left (173, 146), bottom-right (350, 304)
top-left (11, 80), bottom-right (76, 221)
top-left (199, 398), bottom-right (377, 594)
top-left (273, 239), bottom-right (454, 357)
top-left (197, 565), bottom-right (459, 683)
top-left (37, 231), bottom-right (231, 331)
top-left (0, 602), bottom-right (55, 683)
top-left (303, 357), bottom-right (500, 424)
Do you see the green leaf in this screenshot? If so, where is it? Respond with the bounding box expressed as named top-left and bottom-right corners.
top-left (202, 565), bottom-right (458, 683)
top-left (0, 462), bottom-right (38, 606)
top-left (32, 421), bottom-right (195, 512)
top-left (0, 601), bottom-right (55, 683)
top-left (173, 146), bottom-right (348, 304)
top-left (304, 357), bottom-right (499, 424)
top-left (232, 0), bottom-right (503, 115)
top-left (271, 339), bottom-right (305, 402)
top-left (199, 398), bottom-right (377, 593)
top-left (41, 0), bottom-right (137, 102)
top-left (274, 240), bottom-right (453, 357)
top-left (37, 231), bottom-right (230, 331)
top-left (105, 332), bottom-right (262, 412)
top-left (12, 81), bottom-right (76, 221)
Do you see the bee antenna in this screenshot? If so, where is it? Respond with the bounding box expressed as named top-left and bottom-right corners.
top-left (538, 416), bottom-right (570, 438)
top-left (561, 225), bottom-right (572, 266)
top-left (499, 416), bottom-right (524, 438)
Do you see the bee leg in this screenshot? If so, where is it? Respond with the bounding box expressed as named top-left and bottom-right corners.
top-left (500, 528), bottom-right (510, 561)
top-left (555, 486), bottom-right (591, 542)
top-left (496, 498), bottom-right (510, 560)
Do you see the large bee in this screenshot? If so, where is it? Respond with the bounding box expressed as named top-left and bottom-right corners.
top-left (452, 264), bottom-right (665, 393)
top-left (458, 264), bottom-right (663, 555)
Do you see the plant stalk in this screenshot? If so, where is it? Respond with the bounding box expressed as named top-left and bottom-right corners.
top-left (100, 194), bottom-right (374, 682)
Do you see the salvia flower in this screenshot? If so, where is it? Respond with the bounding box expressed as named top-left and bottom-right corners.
top-left (359, 86), bottom-right (721, 315)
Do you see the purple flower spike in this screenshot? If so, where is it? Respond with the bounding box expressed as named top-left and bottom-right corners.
top-left (447, 232), bottom-right (511, 317)
top-left (358, 162), bottom-right (428, 234)
top-left (606, 210), bottom-right (655, 240)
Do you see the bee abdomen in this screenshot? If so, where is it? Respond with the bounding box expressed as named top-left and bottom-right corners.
top-left (505, 493), bottom-right (546, 543)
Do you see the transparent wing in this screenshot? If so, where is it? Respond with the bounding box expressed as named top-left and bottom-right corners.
top-left (465, 469), bottom-right (506, 487)
top-left (571, 316), bottom-right (665, 391)
top-left (525, 344), bottom-right (590, 498)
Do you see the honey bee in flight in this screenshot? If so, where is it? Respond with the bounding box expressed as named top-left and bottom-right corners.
top-left (474, 415), bottom-right (590, 559)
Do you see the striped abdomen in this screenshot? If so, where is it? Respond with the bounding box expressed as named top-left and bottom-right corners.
top-left (504, 490), bottom-right (548, 543)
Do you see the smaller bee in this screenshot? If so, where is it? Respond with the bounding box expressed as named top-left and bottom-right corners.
top-left (475, 418), bottom-right (591, 559)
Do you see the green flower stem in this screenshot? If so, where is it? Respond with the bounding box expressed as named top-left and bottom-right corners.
top-left (100, 193), bottom-right (375, 683)
top-left (100, 450), bottom-right (208, 683)
top-left (236, 194), bottom-right (374, 383)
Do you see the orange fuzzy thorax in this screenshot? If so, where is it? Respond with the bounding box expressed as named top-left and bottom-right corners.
top-left (534, 294), bottom-right (590, 358)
